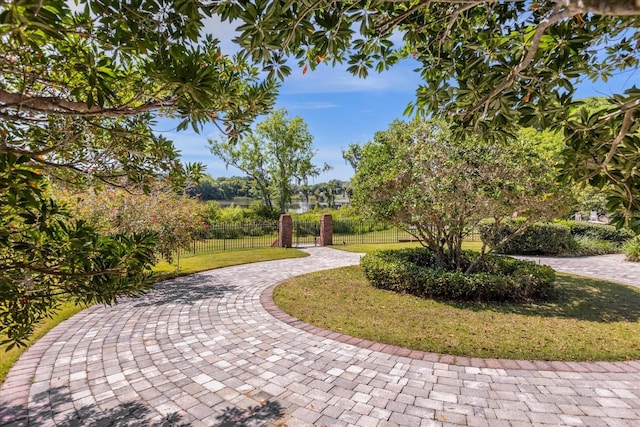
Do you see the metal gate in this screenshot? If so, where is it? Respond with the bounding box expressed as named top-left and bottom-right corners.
top-left (293, 220), bottom-right (320, 247)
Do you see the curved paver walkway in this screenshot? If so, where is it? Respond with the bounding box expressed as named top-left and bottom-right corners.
top-left (2, 247), bottom-right (640, 427)
top-left (516, 254), bottom-right (640, 289)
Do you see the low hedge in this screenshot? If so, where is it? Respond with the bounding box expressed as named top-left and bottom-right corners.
top-left (480, 219), bottom-right (632, 255)
top-left (480, 220), bottom-right (570, 255)
top-left (361, 248), bottom-right (555, 303)
top-left (564, 235), bottom-right (621, 256)
top-left (563, 221), bottom-right (634, 243)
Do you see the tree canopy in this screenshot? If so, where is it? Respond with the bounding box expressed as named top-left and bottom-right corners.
top-left (216, 0), bottom-right (640, 231)
top-left (1, 0), bottom-right (277, 189)
top-left (341, 143), bottom-right (363, 173)
top-left (188, 175), bottom-right (263, 201)
top-left (209, 109), bottom-right (330, 214)
top-left (352, 119), bottom-right (569, 271)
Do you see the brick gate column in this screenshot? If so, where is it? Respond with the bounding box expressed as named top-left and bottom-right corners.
top-left (278, 214), bottom-right (293, 248)
top-left (319, 213), bottom-right (333, 246)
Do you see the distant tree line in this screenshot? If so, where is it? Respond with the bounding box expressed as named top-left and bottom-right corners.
top-left (187, 176), bottom-right (259, 201)
top-left (187, 175), bottom-right (352, 209)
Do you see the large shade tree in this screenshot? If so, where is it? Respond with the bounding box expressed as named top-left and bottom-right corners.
top-left (352, 119), bottom-right (569, 272)
top-left (0, 0), bottom-right (278, 345)
top-left (216, 0), bottom-right (640, 231)
top-left (209, 109), bottom-right (330, 214)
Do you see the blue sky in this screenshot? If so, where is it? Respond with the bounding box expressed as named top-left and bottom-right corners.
top-left (161, 19), bottom-right (637, 183)
top-left (158, 18), bottom-right (425, 182)
top-left (160, 60), bottom-right (423, 182)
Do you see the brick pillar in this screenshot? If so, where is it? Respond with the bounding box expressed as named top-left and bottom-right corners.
top-left (319, 213), bottom-right (333, 246)
top-left (279, 214), bottom-right (293, 248)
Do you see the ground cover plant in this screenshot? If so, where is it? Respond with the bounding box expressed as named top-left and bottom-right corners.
top-left (273, 266), bottom-right (640, 361)
top-left (623, 237), bottom-right (640, 262)
top-left (0, 248), bottom-right (307, 385)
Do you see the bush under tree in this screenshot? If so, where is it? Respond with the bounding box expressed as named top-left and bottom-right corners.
top-left (623, 237), bottom-right (640, 262)
top-left (361, 248), bottom-right (555, 303)
top-left (56, 185), bottom-right (207, 262)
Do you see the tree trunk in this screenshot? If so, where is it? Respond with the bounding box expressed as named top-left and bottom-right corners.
top-left (466, 239), bottom-right (492, 275)
top-left (279, 169), bottom-right (287, 214)
top-left (252, 177), bottom-right (272, 212)
top-left (560, 0), bottom-right (640, 16)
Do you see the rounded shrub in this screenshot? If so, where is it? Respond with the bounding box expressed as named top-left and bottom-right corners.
top-left (480, 220), bottom-right (570, 255)
top-left (566, 235), bottom-right (621, 256)
top-left (361, 248), bottom-right (555, 302)
top-left (562, 220), bottom-right (634, 243)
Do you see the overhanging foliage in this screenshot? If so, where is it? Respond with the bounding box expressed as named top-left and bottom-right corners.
top-left (216, 0), bottom-right (640, 230)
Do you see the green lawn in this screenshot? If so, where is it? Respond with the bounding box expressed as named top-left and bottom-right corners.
top-left (0, 248), bottom-right (308, 385)
top-left (154, 247), bottom-right (308, 279)
top-left (273, 265), bottom-right (640, 361)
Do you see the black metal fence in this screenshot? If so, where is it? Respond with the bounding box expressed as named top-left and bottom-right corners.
top-left (332, 220), bottom-right (411, 244)
top-left (178, 218), bottom-right (481, 256)
top-left (332, 219), bottom-right (481, 245)
top-left (178, 221), bottom-right (278, 256)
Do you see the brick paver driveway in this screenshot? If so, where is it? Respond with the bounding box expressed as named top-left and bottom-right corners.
top-left (2, 247), bottom-right (640, 426)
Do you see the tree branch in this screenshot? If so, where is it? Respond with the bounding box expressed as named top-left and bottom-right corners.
top-left (461, 7), bottom-right (575, 121)
top-left (558, 0), bottom-right (640, 16)
top-left (0, 89), bottom-right (175, 117)
top-left (375, 0), bottom-right (433, 36)
top-left (579, 107), bottom-right (636, 183)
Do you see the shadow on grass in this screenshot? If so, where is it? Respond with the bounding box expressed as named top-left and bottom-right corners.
top-left (134, 274), bottom-right (237, 307)
top-left (452, 273), bottom-right (640, 323)
top-left (1, 386), bottom-right (285, 426)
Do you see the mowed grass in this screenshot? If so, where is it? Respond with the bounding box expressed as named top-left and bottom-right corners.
top-left (1, 248), bottom-right (308, 385)
top-left (273, 265), bottom-right (640, 361)
top-left (153, 247), bottom-right (308, 279)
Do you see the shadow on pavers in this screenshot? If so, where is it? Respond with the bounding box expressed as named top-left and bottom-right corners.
top-left (0, 386), bottom-right (285, 426)
top-left (134, 274), bottom-right (238, 307)
top-left (216, 400), bottom-right (285, 426)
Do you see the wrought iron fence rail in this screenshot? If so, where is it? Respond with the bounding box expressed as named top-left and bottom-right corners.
top-left (332, 219), bottom-right (481, 245)
top-left (293, 219), bottom-right (320, 246)
top-left (178, 221), bottom-right (279, 256)
top-left (177, 219), bottom-right (481, 256)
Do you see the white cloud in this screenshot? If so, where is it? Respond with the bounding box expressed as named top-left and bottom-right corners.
top-left (281, 60), bottom-right (422, 95)
top-left (284, 101), bottom-right (339, 110)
